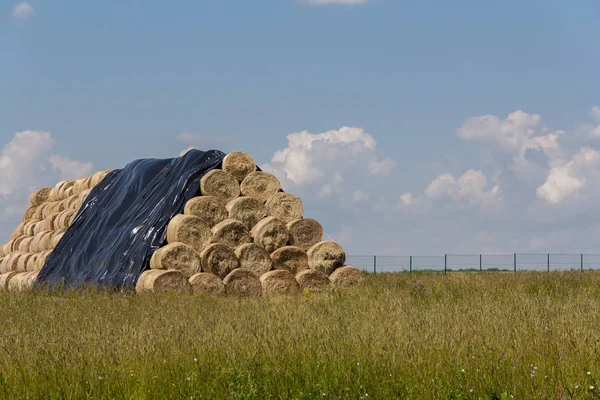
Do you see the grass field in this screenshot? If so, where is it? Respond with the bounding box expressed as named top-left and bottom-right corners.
top-left (2, 271), bottom-right (600, 399)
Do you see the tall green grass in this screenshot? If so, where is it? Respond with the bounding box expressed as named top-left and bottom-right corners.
top-left (1, 271), bottom-right (600, 399)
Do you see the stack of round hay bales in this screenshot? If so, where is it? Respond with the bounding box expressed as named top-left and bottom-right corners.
top-left (139, 151), bottom-right (363, 296)
top-left (0, 168), bottom-right (115, 292)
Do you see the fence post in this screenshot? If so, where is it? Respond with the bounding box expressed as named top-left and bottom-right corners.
top-left (514, 253), bottom-right (517, 273)
top-left (444, 254), bottom-right (447, 275)
top-left (581, 254), bottom-right (584, 271)
top-left (547, 253), bottom-right (550, 272)
top-left (479, 254), bottom-right (482, 271)
top-left (373, 255), bottom-right (377, 274)
top-left (409, 255), bottom-right (412, 274)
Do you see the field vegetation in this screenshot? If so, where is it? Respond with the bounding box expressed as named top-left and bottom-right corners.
top-left (1, 271), bottom-right (600, 399)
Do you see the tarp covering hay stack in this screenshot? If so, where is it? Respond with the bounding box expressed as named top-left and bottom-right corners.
top-left (0, 149), bottom-right (364, 295)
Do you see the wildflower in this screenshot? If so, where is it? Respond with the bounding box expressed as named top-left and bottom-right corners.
top-left (588, 371), bottom-right (592, 375)
top-left (194, 358), bottom-right (198, 362)
top-left (469, 389), bottom-right (473, 393)
top-left (461, 369), bottom-right (465, 373)
top-left (576, 385), bottom-right (579, 389)
top-left (186, 377), bottom-right (191, 381)
top-left (590, 386), bottom-right (595, 390)
top-left (357, 362), bottom-right (360, 366)
top-left (98, 376), bottom-right (103, 380)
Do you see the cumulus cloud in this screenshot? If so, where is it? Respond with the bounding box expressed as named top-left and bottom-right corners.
top-left (424, 170), bottom-right (501, 208)
top-left (11, 2), bottom-right (34, 19)
top-left (176, 132), bottom-right (228, 155)
top-left (48, 155), bottom-right (93, 180)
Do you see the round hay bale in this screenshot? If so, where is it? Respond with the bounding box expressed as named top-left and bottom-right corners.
top-left (17, 237), bottom-right (34, 252)
top-left (250, 217), bottom-right (289, 254)
top-left (57, 180), bottom-right (75, 200)
top-left (58, 210), bottom-right (76, 230)
top-left (36, 250), bottom-right (53, 270)
top-left (29, 187), bottom-right (52, 206)
top-left (10, 223), bottom-right (25, 240)
top-left (22, 205), bottom-right (37, 222)
top-left (79, 189), bottom-right (91, 203)
top-left (63, 185), bottom-right (74, 199)
top-left (47, 182), bottom-right (63, 202)
top-left (90, 170), bottom-right (112, 187)
top-left (235, 243), bottom-right (272, 276)
top-left (295, 269), bottom-right (331, 293)
top-left (72, 177), bottom-right (88, 195)
top-left (307, 241), bottom-right (346, 276)
top-left (23, 220), bottom-right (39, 236)
top-left (23, 271), bottom-right (39, 290)
top-left (26, 253), bottom-right (39, 272)
top-left (286, 218), bottom-right (323, 250)
top-left (150, 243), bottom-right (201, 278)
top-left (271, 246), bottom-right (309, 274)
top-left (11, 237), bottom-right (28, 253)
top-left (135, 269), bottom-right (192, 294)
top-left (33, 204), bottom-right (46, 220)
top-left (5, 252), bottom-right (24, 272)
top-left (0, 271), bottom-right (19, 291)
top-left (2, 240), bottom-right (14, 256)
top-left (51, 231), bottom-right (65, 248)
top-left (0, 256), bottom-right (8, 274)
top-left (223, 268), bottom-right (262, 297)
top-left (240, 171), bottom-right (281, 203)
top-left (31, 231), bottom-right (53, 252)
top-left (32, 220), bottom-right (46, 236)
top-left (260, 270), bottom-right (300, 296)
top-left (222, 151), bottom-right (257, 183)
top-left (188, 273), bottom-right (226, 295)
top-left (41, 212), bottom-right (60, 232)
top-left (200, 169), bottom-right (240, 203)
top-left (166, 215), bottom-right (212, 251)
top-left (265, 193), bottom-right (303, 222)
top-left (199, 243), bottom-right (240, 279)
top-left (16, 253), bottom-right (34, 272)
top-left (0, 246), bottom-right (4, 259)
top-left (65, 195), bottom-right (80, 210)
top-left (8, 272), bottom-right (38, 292)
top-left (226, 196), bottom-right (267, 229)
top-left (329, 266), bottom-right (365, 288)
top-left (184, 196), bottom-right (228, 228)
top-left (211, 219), bottom-right (251, 248)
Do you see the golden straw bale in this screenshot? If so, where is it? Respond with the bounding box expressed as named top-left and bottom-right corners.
top-left (223, 268), bottom-right (262, 297)
top-left (17, 237), bottom-right (34, 252)
top-left (240, 171), bottom-right (281, 203)
top-left (0, 272), bottom-right (19, 291)
top-left (295, 269), bottom-right (331, 293)
top-left (41, 212), bottom-right (60, 232)
top-left (149, 243), bottom-right (201, 278)
top-left (250, 216), bottom-right (289, 254)
top-left (79, 189), bottom-right (91, 203)
top-left (286, 218), bottom-right (323, 250)
top-left (57, 210), bottom-right (76, 230)
top-left (265, 192), bottom-right (303, 223)
top-left (211, 219), bottom-right (251, 248)
top-left (36, 250), bottom-right (53, 270)
top-left (26, 253), bottom-right (39, 271)
top-left (200, 169), bottom-right (240, 203)
top-left (29, 187), bottom-right (52, 206)
top-left (188, 273), bottom-right (226, 295)
top-left (16, 253), bottom-right (34, 272)
top-left (10, 223), bottom-right (25, 240)
top-left (222, 151), bottom-right (257, 183)
top-left (11, 237), bottom-right (28, 252)
top-left (2, 240), bottom-right (14, 256)
top-left (51, 231), bottom-right (65, 248)
top-left (235, 243), bottom-right (272, 276)
top-left (329, 266), bottom-right (365, 288)
top-left (271, 246), bottom-right (309, 275)
top-left (23, 271), bottom-right (39, 289)
top-left (166, 214), bottom-right (212, 252)
top-left (23, 220), bottom-right (39, 236)
top-left (8, 271), bottom-right (39, 292)
top-left (57, 180), bottom-right (75, 200)
top-left (5, 252), bottom-right (24, 272)
top-left (0, 256), bottom-right (8, 274)
top-left (33, 220), bottom-right (46, 236)
top-left (72, 177), bottom-right (89, 195)
top-left (31, 231), bottom-right (53, 252)
top-left (0, 245), bottom-right (4, 259)
top-left (226, 196), bottom-right (267, 229)
top-left (22, 205), bottom-right (37, 222)
top-left (65, 195), bottom-right (80, 210)
top-left (260, 270), bottom-right (300, 296)
top-left (33, 204), bottom-right (46, 220)
top-left (307, 241), bottom-right (346, 276)
top-left (199, 243), bottom-right (240, 279)
top-left (135, 269), bottom-right (192, 294)
top-left (183, 196), bottom-right (228, 228)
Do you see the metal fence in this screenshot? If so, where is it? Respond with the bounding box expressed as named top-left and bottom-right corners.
top-left (347, 254), bottom-right (600, 274)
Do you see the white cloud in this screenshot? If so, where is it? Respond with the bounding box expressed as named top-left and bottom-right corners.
top-left (424, 170), bottom-right (501, 208)
top-left (176, 132), bottom-right (228, 155)
top-left (352, 189), bottom-right (370, 203)
top-left (591, 106), bottom-right (600, 122)
top-left (368, 158), bottom-right (395, 176)
top-left (11, 2), bottom-right (34, 19)
top-left (304, 0), bottom-right (369, 5)
top-left (48, 154), bottom-right (93, 180)
top-left (317, 184), bottom-right (333, 198)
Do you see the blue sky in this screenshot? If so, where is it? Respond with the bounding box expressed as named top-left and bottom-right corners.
top-left (1, 0), bottom-right (600, 256)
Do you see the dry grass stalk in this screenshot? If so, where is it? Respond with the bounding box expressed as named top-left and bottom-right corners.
top-left (199, 243), bottom-right (240, 279)
top-left (328, 266), bottom-right (365, 287)
top-left (235, 243), bottom-right (272, 276)
top-left (240, 171), bottom-right (281, 203)
top-left (295, 269), bottom-right (331, 293)
top-left (250, 216), bottom-right (289, 254)
top-left (135, 269), bottom-right (192, 294)
top-left (286, 218), bottom-right (323, 250)
top-left (271, 246), bottom-right (309, 275)
top-left (188, 273), bottom-right (226, 295)
top-left (0, 271), bottom-right (19, 291)
top-left (259, 270), bottom-right (300, 296)
top-left (265, 192), bottom-right (303, 222)
top-left (166, 214), bottom-right (212, 252)
top-left (222, 151), bottom-right (257, 183)
top-left (184, 196), bottom-right (228, 227)
top-left (223, 268), bottom-right (262, 297)
top-left (226, 196), bottom-right (267, 229)
top-left (307, 241), bottom-right (346, 276)
top-left (200, 170), bottom-right (240, 203)
top-left (211, 219), bottom-right (251, 248)
top-left (149, 243), bottom-right (201, 278)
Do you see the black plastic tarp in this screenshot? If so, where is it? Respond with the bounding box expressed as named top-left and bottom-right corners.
top-left (35, 149), bottom-right (226, 290)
